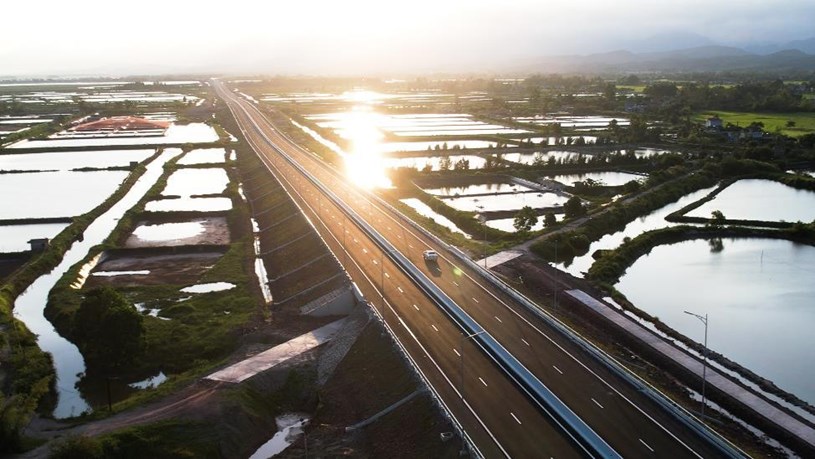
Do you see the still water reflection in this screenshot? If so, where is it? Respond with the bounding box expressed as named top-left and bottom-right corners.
top-left (617, 238), bottom-right (815, 404)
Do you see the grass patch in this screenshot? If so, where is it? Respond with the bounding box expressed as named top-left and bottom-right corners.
top-left (695, 110), bottom-right (815, 137)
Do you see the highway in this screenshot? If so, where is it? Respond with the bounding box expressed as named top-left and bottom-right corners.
top-left (214, 81), bottom-right (736, 458)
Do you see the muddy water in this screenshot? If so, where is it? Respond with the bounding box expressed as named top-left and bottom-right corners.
top-left (13, 148), bottom-right (182, 418)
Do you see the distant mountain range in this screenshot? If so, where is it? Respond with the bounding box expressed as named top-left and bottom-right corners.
top-left (517, 34), bottom-right (815, 73)
top-left (526, 42), bottom-right (815, 74)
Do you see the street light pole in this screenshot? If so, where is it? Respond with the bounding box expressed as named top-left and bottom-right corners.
top-left (459, 330), bottom-right (487, 403)
top-left (476, 203), bottom-right (487, 269)
top-left (684, 310), bottom-right (708, 422)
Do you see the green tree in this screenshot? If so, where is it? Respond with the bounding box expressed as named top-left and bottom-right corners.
top-left (563, 196), bottom-right (586, 219)
top-left (544, 212), bottom-right (557, 228)
top-left (513, 206), bottom-right (538, 233)
top-left (74, 287), bottom-right (144, 373)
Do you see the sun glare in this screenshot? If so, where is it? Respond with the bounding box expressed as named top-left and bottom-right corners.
top-left (341, 107), bottom-right (392, 189)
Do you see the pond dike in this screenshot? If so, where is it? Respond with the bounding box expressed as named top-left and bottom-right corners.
top-left (238, 150), bottom-right (353, 315)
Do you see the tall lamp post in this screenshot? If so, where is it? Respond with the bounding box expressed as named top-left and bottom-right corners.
top-left (460, 330), bottom-right (487, 403)
top-left (684, 310), bottom-right (708, 422)
top-left (476, 202), bottom-right (487, 269)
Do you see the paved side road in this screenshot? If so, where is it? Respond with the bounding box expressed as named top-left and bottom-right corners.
top-left (567, 289), bottom-right (815, 451)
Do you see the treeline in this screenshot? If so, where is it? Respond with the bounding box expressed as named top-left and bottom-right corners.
top-left (646, 79), bottom-right (814, 113)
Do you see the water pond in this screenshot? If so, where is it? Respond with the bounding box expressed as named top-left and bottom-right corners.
top-left (161, 168), bottom-right (229, 197)
top-left (0, 223), bottom-right (69, 253)
top-left (0, 149), bottom-right (154, 171)
top-left (400, 198), bottom-right (469, 237)
top-left (485, 215), bottom-right (558, 233)
top-left (546, 171), bottom-right (644, 187)
top-left (425, 183), bottom-right (534, 197)
top-left (557, 186), bottom-right (717, 276)
top-left (177, 148), bottom-right (227, 165)
top-left (617, 238), bottom-right (815, 404)
top-left (180, 282), bottom-right (236, 293)
top-left (13, 148), bottom-right (182, 418)
top-left (9, 123), bottom-right (218, 149)
top-left (687, 179), bottom-right (815, 222)
top-left (443, 192), bottom-right (567, 213)
top-left (144, 197), bottom-right (233, 213)
top-left (383, 155), bottom-right (486, 171)
top-left (0, 170), bottom-right (129, 219)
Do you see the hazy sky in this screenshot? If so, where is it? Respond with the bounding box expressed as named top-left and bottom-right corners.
top-left (2, 0), bottom-right (814, 76)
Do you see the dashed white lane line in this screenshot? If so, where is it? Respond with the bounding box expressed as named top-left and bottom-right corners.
top-left (408, 244), bottom-right (414, 249)
top-left (431, 324), bottom-right (439, 332)
top-left (494, 316), bottom-right (503, 323)
top-left (453, 348), bottom-right (461, 357)
top-left (510, 412), bottom-right (522, 425)
top-left (453, 281), bottom-right (459, 287)
top-left (521, 338), bottom-right (530, 347)
top-left (397, 286), bottom-right (404, 293)
top-left (472, 297), bottom-right (479, 303)
top-left (384, 273), bottom-right (390, 279)
top-left (363, 248), bottom-right (368, 254)
top-left (372, 259), bottom-right (377, 265)
top-left (639, 439), bottom-right (655, 453)
top-left (479, 377), bottom-right (488, 387)
top-left (591, 398), bottom-right (604, 409)
top-left (552, 365), bottom-right (563, 375)
top-left (413, 304), bottom-right (420, 311)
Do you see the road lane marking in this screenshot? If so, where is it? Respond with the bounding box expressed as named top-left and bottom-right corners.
top-left (494, 316), bottom-right (503, 323)
top-left (431, 324), bottom-right (439, 332)
top-left (372, 259), bottom-right (377, 265)
top-left (363, 248), bottom-right (368, 254)
top-left (453, 348), bottom-right (461, 357)
top-left (591, 398), bottom-right (604, 409)
top-left (453, 281), bottom-right (459, 287)
top-left (413, 304), bottom-right (419, 311)
top-left (472, 297), bottom-right (479, 303)
top-left (384, 273), bottom-right (390, 279)
top-left (397, 286), bottom-right (404, 293)
top-left (479, 377), bottom-right (488, 387)
top-left (639, 439), bottom-right (654, 453)
top-left (408, 244), bottom-right (414, 248)
top-left (510, 412), bottom-right (522, 425)
top-left (521, 338), bottom-right (530, 347)
top-left (552, 365), bottom-right (563, 375)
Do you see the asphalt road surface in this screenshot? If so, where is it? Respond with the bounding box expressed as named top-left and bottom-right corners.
top-left (215, 82), bottom-right (731, 459)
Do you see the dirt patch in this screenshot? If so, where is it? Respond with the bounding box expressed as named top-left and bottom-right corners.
top-left (87, 251), bottom-right (225, 287)
top-left (282, 321), bottom-right (461, 458)
top-left (124, 217), bottom-right (231, 248)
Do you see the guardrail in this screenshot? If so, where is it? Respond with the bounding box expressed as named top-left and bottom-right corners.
top-left (235, 99), bottom-right (621, 459)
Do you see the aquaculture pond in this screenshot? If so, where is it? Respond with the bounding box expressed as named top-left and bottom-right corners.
top-left (546, 171), bottom-right (644, 187)
top-left (424, 182), bottom-right (535, 197)
top-left (687, 179), bottom-right (815, 222)
top-left (9, 123), bottom-right (218, 149)
top-left (0, 222), bottom-right (69, 252)
top-left (13, 148), bottom-right (182, 418)
top-left (442, 192), bottom-right (567, 213)
top-left (161, 168), bottom-right (229, 197)
top-left (557, 186), bottom-right (718, 276)
top-left (0, 149), bottom-right (154, 171)
top-left (617, 238), bottom-right (815, 405)
top-left (399, 198), bottom-right (469, 237)
top-left (0, 170), bottom-right (129, 219)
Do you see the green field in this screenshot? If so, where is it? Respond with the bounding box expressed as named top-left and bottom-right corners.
top-left (696, 111), bottom-right (815, 137)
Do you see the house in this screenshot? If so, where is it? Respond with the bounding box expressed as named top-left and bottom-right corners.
top-left (705, 116), bottom-right (723, 129)
top-left (28, 238), bottom-right (49, 252)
